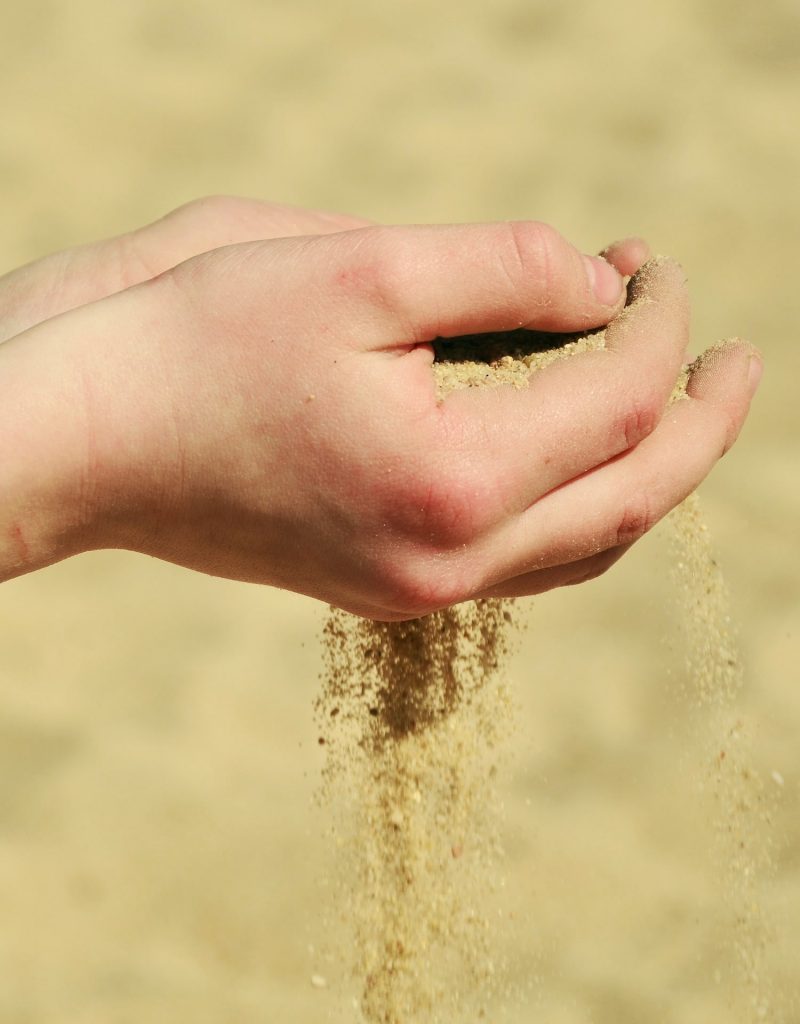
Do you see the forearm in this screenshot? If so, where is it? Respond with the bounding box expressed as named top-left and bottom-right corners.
top-left (0, 273), bottom-right (247, 584)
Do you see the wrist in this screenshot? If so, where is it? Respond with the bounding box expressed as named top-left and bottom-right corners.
top-left (0, 329), bottom-right (105, 581)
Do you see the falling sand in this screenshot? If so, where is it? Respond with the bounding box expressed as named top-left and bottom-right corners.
top-left (316, 260), bottom-right (783, 1023)
top-left (670, 495), bottom-right (784, 1022)
top-left (318, 601), bottom-right (520, 1021)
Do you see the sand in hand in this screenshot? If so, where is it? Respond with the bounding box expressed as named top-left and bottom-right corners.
top-left (316, 259), bottom-right (782, 1023)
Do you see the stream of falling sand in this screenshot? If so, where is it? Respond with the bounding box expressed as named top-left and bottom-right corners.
top-left (318, 600), bottom-right (519, 1022)
top-left (669, 495), bottom-right (783, 1022)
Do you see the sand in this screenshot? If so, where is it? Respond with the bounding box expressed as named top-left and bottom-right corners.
top-left (669, 495), bottom-right (784, 1021)
top-left (318, 602), bottom-right (519, 1021)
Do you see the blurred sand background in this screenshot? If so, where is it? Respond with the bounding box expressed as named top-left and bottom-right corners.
top-left (0, 1), bottom-right (798, 1021)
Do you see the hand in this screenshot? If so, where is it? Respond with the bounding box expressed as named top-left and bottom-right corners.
top-left (0, 200), bottom-right (760, 619)
top-left (0, 195), bottom-right (374, 341)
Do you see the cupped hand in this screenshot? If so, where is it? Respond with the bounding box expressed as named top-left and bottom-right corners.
top-left (0, 202), bottom-right (760, 619)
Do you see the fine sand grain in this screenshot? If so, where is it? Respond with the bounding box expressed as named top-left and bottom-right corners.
top-left (318, 602), bottom-right (520, 1022)
top-left (669, 495), bottom-right (784, 1022)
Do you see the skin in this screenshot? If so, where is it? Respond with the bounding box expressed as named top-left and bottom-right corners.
top-left (0, 196), bottom-right (761, 619)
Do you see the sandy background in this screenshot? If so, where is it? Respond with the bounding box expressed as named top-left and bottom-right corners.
top-left (0, 1), bottom-right (798, 1021)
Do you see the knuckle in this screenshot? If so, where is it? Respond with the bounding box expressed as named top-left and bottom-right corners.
top-left (496, 220), bottom-right (559, 301)
top-left (116, 195), bottom-right (247, 291)
top-left (613, 390), bottom-right (660, 452)
top-left (420, 473), bottom-right (477, 546)
top-left (332, 226), bottom-right (416, 335)
top-left (172, 194), bottom-right (243, 223)
top-left (339, 226), bottom-right (399, 295)
top-left (611, 492), bottom-right (656, 547)
top-left (379, 551), bottom-right (473, 618)
top-left (156, 252), bottom-right (206, 301)
top-left (393, 458), bottom-right (491, 549)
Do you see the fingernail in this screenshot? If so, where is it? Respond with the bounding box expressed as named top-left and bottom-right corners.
top-left (583, 255), bottom-right (623, 306)
top-left (747, 352), bottom-right (763, 396)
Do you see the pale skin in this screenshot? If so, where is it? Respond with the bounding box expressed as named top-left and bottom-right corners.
top-left (0, 196), bottom-right (761, 620)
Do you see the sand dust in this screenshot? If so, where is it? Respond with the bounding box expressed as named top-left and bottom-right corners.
top-left (669, 494), bottom-right (783, 1022)
top-left (316, 262), bottom-right (783, 1023)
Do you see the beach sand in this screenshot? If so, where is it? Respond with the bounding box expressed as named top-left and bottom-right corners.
top-left (0, 2), bottom-right (798, 1021)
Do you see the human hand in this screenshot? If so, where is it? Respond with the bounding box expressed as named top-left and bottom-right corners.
top-left (0, 195), bottom-right (374, 342)
top-left (0, 203), bottom-right (760, 618)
